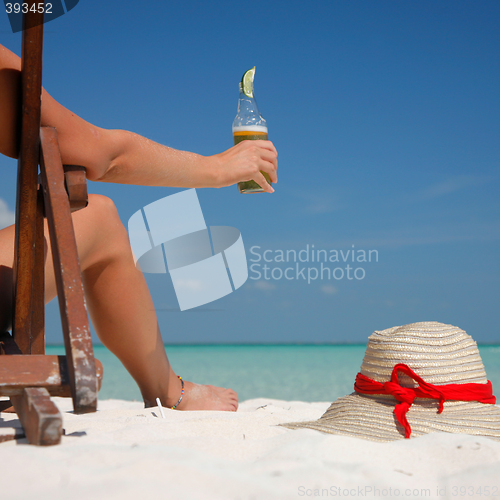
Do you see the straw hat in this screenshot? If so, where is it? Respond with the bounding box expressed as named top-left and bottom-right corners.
top-left (283, 322), bottom-right (500, 442)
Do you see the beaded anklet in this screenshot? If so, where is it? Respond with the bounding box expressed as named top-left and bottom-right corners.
top-left (171, 376), bottom-right (185, 410)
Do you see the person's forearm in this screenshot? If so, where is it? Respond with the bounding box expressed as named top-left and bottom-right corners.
top-left (96, 130), bottom-right (220, 188)
top-left (93, 129), bottom-right (277, 192)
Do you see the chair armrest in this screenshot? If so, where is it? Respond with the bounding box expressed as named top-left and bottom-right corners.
top-left (63, 165), bottom-right (88, 213)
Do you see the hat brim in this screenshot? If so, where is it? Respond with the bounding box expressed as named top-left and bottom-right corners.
top-left (282, 393), bottom-right (500, 442)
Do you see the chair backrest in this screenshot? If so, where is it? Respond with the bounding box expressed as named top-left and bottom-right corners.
top-left (10, 5), bottom-right (100, 413)
top-left (12, 8), bottom-right (45, 355)
top-left (0, 5), bottom-right (101, 445)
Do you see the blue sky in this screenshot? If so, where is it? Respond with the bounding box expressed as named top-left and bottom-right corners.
top-left (0, 0), bottom-right (499, 343)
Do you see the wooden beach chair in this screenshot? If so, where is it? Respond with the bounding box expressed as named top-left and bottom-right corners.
top-left (0, 6), bottom-right (102, 445)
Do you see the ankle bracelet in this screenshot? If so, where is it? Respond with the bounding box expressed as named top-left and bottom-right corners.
top-left (171, 376), bottom-right (184, 410)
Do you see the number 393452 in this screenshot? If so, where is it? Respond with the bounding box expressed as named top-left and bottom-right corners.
top-left (5, 3), bottom-right (53, 14)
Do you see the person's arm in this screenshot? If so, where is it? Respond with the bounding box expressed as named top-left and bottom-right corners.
top-left (93, 129), bottom-right (277, 191)
top-left (0, 44), bottom-right (277, 192)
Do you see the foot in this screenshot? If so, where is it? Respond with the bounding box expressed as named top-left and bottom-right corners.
top-left (175, 381), bottom-right (238, 411)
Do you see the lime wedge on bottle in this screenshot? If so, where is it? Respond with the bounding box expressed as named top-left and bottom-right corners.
top-left (241, 66), bottom-right (255, 98)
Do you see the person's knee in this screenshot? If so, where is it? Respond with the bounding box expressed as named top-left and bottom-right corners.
top-left (89, 194), bottom-right (129, 240)
top-left (74, 194), bottom-right (132, 265)
top-left (86, 194), bottom-right (119, 220)
top-left (83, 195), bottom-right (126, 236)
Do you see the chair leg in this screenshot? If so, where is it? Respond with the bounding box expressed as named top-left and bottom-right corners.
top-left (11, 387), bottom-right (63, 446)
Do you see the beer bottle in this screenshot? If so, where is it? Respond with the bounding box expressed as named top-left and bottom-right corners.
top-left (233, 67), bottom-right (271, 193)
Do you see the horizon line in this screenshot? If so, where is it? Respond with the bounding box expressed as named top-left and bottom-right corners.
top-left (46, 342), bottom-right (500, 347)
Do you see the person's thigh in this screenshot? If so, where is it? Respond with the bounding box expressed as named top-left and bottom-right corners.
top-left (0, 194), bottom-right (128, 332)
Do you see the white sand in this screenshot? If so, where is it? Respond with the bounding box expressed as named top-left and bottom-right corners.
top-left (1, 398), bottom-right (500, 500)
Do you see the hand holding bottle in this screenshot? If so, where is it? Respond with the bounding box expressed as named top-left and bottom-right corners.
top-left (209, 138), bottom-right (278, 193)
top-left (232, 67), bottom-right (275, 193)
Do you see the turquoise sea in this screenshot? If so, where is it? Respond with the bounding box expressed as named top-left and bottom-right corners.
top-left (47, 344), bottom-right (500, 404)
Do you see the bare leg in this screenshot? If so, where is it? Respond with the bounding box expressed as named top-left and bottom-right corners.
top-left (0, 194), bottom-right (238, 411)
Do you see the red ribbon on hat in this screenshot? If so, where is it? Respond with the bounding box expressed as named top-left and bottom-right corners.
top-left (354, 363), bottom-right (496, 438)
